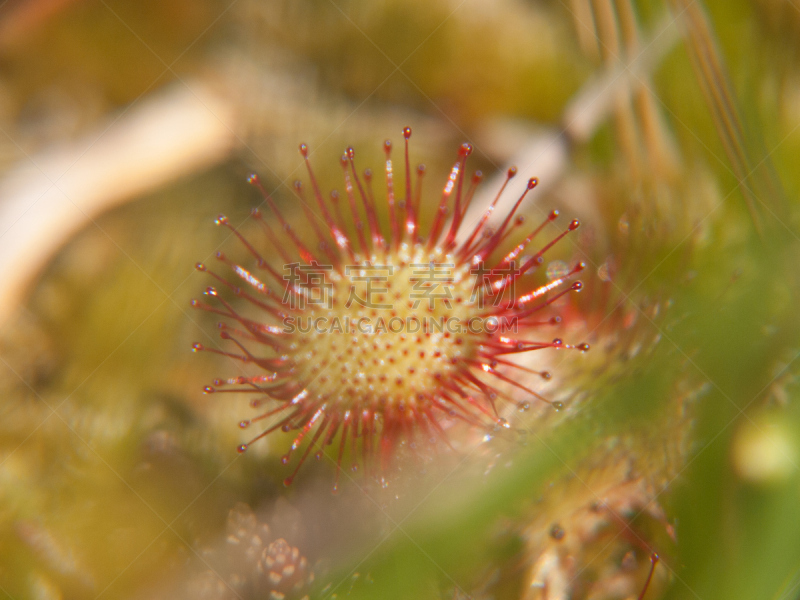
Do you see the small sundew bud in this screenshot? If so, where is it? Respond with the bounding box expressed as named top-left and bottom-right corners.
top-left (732, 417), bottom-right (797, 484)
top-left (568, 219), bottom-right (580, 231)
top-left (193, 128), bottom-right (587, 487)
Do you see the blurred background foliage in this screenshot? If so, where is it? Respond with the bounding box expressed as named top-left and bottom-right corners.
top-left (0, 0), bottom-right (799, 599)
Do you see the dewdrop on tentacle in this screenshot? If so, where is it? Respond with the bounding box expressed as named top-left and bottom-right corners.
top-left (191, 127), bottom-right (588, 490)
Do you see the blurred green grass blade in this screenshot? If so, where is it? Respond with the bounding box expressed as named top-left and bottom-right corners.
top-left (667, 0), bottom-right (787, 232)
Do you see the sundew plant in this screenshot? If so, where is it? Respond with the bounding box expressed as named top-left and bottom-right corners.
top-left (0, 1), bottom-right (798, 599)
